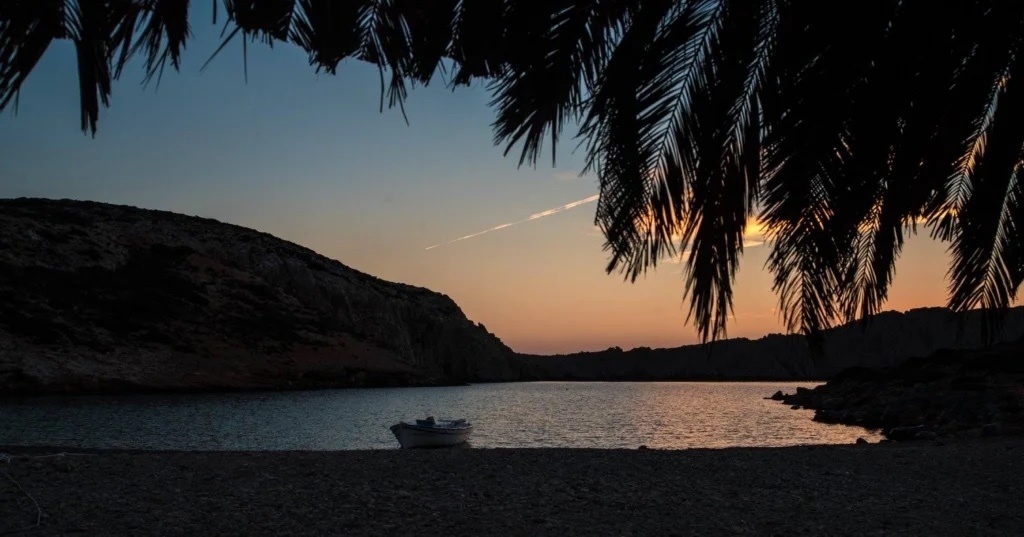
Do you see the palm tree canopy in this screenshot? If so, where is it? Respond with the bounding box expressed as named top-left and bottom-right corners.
top-left (3, 0), bottom-right (1024, 344)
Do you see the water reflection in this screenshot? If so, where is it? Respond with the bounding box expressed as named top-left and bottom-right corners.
top-left (0, 382), bottom-right (882, 450)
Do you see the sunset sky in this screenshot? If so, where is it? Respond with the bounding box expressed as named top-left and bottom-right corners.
top-left (0, 7), bottom-right (956, 354)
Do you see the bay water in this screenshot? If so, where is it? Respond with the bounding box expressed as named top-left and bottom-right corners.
top-left (0, 381), bottom-right (882, 450)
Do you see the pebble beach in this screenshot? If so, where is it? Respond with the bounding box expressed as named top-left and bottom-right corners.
top-left (2, 439), bottom-right (1022, 536)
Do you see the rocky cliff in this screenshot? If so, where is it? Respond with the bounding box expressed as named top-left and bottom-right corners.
top-left (521, 306), bottom-right (1024, 381)
top-left (0, 198), bottom-right (525, 395)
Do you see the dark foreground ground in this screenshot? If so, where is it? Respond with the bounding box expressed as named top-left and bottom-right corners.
top-left (2, 440), bottom-right (1022, 536)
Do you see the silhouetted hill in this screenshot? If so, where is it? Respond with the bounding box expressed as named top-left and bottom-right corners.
top-left (0, 198), bottom-right (526, 395)
top-left (4, 199), bottom-right (1020, 395)
top-left (520, 307), bottom-right (1024, 381)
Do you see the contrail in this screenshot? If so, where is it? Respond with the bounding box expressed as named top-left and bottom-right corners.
top-left (425, 194), bottom-right (600, 250)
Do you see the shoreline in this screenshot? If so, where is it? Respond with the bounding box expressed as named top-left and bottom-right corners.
top-left (0, 436), bottom-right (989, 456)
top-left (2, 439), bottom-right (1021, 536)
top-left (0, 378), bottom-right (827, 401)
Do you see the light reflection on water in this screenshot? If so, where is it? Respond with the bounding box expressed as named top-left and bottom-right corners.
top-left (0, 382), bottom-right (882, 450)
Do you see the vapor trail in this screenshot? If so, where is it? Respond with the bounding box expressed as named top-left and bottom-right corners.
top-left (425, 194), bottom-right (600, 250)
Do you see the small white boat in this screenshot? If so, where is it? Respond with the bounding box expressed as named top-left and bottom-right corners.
top-left (390, 416), bottom-right (473, 449)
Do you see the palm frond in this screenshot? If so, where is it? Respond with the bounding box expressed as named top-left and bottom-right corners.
top-left (397, 0), bottom-right (455, 83)
top-left (581, 0), bottom-right (684, 282)
top-left (67, 0), bottom-right (116, 135)
top-left (832, 1), bottom-right (972, 322)
top-left (670, 0), bottom-right (768, 342)
top-left (489, 0), bottom-right (635, 168)
top-left (291, 0), bottom-right (369, 74)
top-left (0, 0), bottom-right (66, 112)
top-left (448, 0), bottom-right (507, 85)
top-left (113, 0), bottom-right (192, 86)
top-left (360, 0), bottom-right (413, 118)
top-left (758, 0), bottom-right (892, 338)
top-left (927, 2), bottom-right (1024, 240)
top-left (946, 35), bottom-right (1024, 336)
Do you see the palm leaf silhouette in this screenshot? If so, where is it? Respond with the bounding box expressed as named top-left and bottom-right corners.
top-left (3, 0), bottom-right (1024, 344)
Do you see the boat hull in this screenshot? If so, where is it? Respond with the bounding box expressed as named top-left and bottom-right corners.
top-left (390, 423), bottom-right (473, 449)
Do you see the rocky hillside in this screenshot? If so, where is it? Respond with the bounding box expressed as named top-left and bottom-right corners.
top-left (0, 198), bottom-right (525, 395)
top-left (521, 307), bottom-right (1024, 381)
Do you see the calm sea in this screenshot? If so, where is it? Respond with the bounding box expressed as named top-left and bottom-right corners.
top-left (0, 382), bottom-right (881, 450)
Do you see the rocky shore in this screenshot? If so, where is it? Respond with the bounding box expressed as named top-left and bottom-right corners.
top-left (1, 441), bottom-right (1021, 536)
top-left (771, 337), bottom-right (1024, 441)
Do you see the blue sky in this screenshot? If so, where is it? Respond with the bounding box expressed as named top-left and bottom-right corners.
top-left (0, 6), bottom-right (955, 353)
